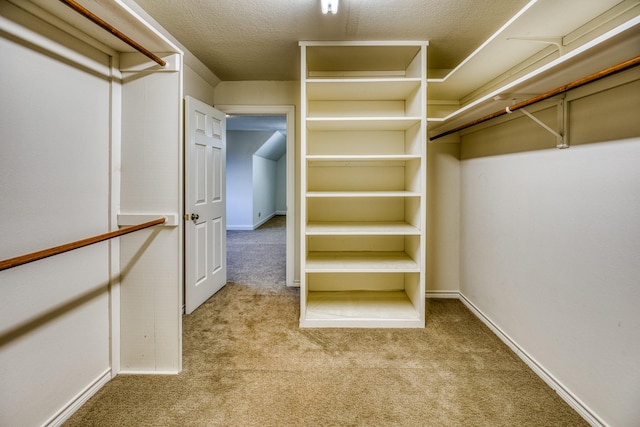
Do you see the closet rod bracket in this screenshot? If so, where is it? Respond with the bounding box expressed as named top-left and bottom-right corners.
top-left (506, 98), bottom-right (568, 149)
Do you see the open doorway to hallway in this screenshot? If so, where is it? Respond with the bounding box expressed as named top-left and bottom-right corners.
top-left (217, 105), bottom-right (295, 286)
top-left (225, 114), bottom-right (287, 286)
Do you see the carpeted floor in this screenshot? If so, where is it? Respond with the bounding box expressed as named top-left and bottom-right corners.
top-left (64, 215), bottom-right (588, 426)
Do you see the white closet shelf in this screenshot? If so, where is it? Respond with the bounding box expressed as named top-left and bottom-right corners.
top-left (306, 78), bottom-right (421, 100)
top-left (306, 190), bottom-right (421, 198)
top-left (300, 41), bottom-right (427, 328)
top-left (306, 154), bottom-right (421, 161)
top-left (306, 221), bottom-right (420, 235)
top-left (306, 117), bottom-right (422, 131)
top-left (306, 251), bottom-right (419, 272)
top-left (304, 290), bottom-right (421, 327)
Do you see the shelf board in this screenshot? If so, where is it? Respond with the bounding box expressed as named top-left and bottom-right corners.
top-left (306, 221), bottom-right (420, 235)
top-left (306, 78), bottom-right (422, 100)
top-left (306, 190), bottom-right (421, 198)
top-left (306, 117), bottom-right (422, 131)
top-left (306, 191), bottom-right (420, 198)
top-left (306, 251), bottom-right (419, 272)
top-left (303, 290), bottom-right (422, 328)
top-left (426, 16), bottom-right (640, 128)
top-left (306, 154), bottom-right (421, 162)
top-left (303, 43), bottom-right (425, 75)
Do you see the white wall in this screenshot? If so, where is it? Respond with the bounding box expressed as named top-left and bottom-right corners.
top-left (119, 63), bottom-right (182, 372)
top-left (426, 141), bottom-right (460, 295)
top-left (253, 155), bottom-right (278, 225)
top-left (184, 64), bottom-right (215, 105)
top-left (276, 154), bottom-right (287, 214)
top-left (0, 3), bottom-right (112, 425)
top-left (459, 71), bottom-right (640, 426)
top-left (226, 130), bottom-right (279, 229)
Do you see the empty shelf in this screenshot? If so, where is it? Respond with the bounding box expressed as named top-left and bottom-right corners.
top-left (306, 221), bottom-right (420, 235)
top-left (306, 251), bottom-right (419, 272)
top-left (303, 290), bottom-right (421, 327)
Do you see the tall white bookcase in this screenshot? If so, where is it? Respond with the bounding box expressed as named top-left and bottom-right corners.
top-left (300, 41), bottom-right (428, 328)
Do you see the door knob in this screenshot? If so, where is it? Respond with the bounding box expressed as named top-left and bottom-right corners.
top-left (191, 213), bottom-right (199, 222)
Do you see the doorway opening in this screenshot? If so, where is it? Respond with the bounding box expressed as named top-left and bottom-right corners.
top-left (216, 105), bottom-right (295, 286)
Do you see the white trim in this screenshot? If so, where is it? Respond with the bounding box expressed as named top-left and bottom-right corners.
top-left (425, 290), bottom-right (460, 299)
top-left (44, 369), bottom-right (111, 427)
top-left (431, 0), bottom-right (539, 83)
top-left (458, 292), bottom-right (605, 427)
top-left (109, 54), bottom-right (122, 377)
top-left (227, 225), bottom-right (256, 231)
top-left (117, 213), bottom-right (180, 227)
top-left (227, 224), bottom-right (255, 231)
top-left (118, 370), bottom-right (181, 375)
top-left (253, 212), bottom-right (277, 229)
top-left (299, 40), bottom-right (429, 47)
top-left (215, 104), bottom-right (296, 286)
top-left (114, 0), bottom-right (182, 54)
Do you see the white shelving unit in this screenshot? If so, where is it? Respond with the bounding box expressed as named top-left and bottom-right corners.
top-left (300, 41), bottom-right (428, 328)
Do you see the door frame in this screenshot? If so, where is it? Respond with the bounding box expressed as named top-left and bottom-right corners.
top-left (215, 104), bottom-right (295, 286)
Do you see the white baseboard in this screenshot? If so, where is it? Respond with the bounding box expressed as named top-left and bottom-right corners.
top-left (226, 225), bottom-right (254, 231)
top-left (118, 370), bottom-right (181, 375)
top-left (45, 369), bottom-right (111, 427)
top-left (457, 292), bottom-right (604, 427)
top-left (425, 290), bottom-right (460, 299)
top-left (253, 212), bottom-right (276, 229)
top-left (228, 212), bottom-right (279, 231)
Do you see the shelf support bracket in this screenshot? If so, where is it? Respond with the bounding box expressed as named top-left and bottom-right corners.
top-left (507, 98), bottom-right (568, 149)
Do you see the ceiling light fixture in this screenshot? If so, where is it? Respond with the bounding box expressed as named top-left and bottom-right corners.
top-left (321, 0), bottom-right (339, 14)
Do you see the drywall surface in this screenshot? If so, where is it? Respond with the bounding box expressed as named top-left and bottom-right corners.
top-left (253, 155), bottom-right (278, 226)
top-left (184, 64), bottom-right (215, 105)
top-left (227, 131), bottom-right (280, 229)
top-left (214, 81), bottom-right (297, 106)
top-left (426, 141), bottom-right (460, 295)
top-left (120, 64), bottom-right (182, 373)
top-left (276, 154), bottom-right (287, 214)
top-left (459, 76), bottom-right (640, 426)
top-left (0, 5), bottom-right (111, 425)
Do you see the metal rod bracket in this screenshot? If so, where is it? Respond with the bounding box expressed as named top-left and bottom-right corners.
top-left (508, 98), bottom-right (568, 149)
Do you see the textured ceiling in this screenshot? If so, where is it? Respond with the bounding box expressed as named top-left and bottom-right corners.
top-left (132, 0), bottom-right (531, 81)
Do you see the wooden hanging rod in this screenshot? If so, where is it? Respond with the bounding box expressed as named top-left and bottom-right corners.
top-left (0, 217), bottom-right (166, 272)
top-left (430, 55), bottom-right (640, 141)
top-left (58, 0), bottom-right (166, 67)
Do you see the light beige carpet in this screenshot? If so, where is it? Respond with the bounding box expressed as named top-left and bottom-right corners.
top-left (64, 216), bottom-right (588, 426)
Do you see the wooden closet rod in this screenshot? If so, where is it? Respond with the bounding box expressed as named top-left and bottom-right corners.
top-left (59, 0), bottom-right (167, 67)
top-left (0, 217), bottom-right (166, 272)
top-left (430, 55), bottom-right (640, 141)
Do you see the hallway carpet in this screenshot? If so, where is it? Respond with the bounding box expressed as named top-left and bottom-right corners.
top-left (64, 216), bottom-right (588, 426)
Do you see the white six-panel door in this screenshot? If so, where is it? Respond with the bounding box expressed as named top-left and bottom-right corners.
top-left (185, 96), bottom-right (227, 314)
